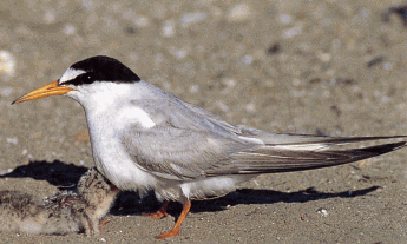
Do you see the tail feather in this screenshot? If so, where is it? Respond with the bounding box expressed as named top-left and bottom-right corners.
top-left (206, 138), bottom-right (407, 176)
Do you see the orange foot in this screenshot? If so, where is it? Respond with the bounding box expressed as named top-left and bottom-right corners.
top-left (156, 229), bottom-right (180, 240)
top-left (98, 218), bottom-right (111, 233)
top-left (142, 210), bottom-right (169, 219)
top-left (155, 199), bottom-right (191, 240)
top-left (142, 200), bottom-right (170, 219)
top-left (99, 218), bottom-right (111, 227)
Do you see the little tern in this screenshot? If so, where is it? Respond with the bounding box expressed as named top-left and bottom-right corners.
top-left (13, 56), bottom-right (407, 239)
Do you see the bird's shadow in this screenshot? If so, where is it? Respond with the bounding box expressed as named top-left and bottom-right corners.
top-left (0, 160), bottom-right (380, 216)
top-left (0, 160), bottom-right (88, 191)
top-left (112, 186), bottom-right (379, 217)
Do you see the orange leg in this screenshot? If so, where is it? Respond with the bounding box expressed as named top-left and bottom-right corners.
top-left (98, 218), bottom-right (111, 233)
top-left (142, 200), bottom-right (171, 219)
top-left (99, 218), bottom-right (111, 227)
top-left (155, 199), bottom-right (191, 240)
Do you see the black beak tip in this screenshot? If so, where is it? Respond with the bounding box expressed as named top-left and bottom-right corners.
top-left (11, 99), bottom-right (20, 105)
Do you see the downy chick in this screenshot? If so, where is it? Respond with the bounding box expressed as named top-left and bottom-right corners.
top-left (0, 167), bottom-right (119, 236)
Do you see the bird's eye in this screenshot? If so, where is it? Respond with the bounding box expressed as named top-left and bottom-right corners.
top-left (77, 73), bottom-right (95, 85)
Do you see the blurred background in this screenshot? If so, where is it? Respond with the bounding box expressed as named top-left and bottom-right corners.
top-left (1, 0), bottom-right (407, 243)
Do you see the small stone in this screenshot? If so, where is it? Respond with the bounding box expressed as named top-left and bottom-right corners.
top-left (317, 209), bottom-right (328, 217)
top-left (189, 85), bottom-right (199, 93)
top-left (169, 47), bottom-right (187, 60)
top-left (182, 12), bottom-right (207, 27)
top-left (228, 4), bottom-right (251, 21)
top-left (383, 61), bottom-right (392, 71)
top-left (0, 86), bottom-right (14, 96)
top-left (6, 137), bottom-right (18, 145)
top-left (134, 17), bottom-right (150, 27)
top-left (246, 103), bottom-right (256, 112)
top-left (317, 52), bottom-right (331, 62)
top-left (0, 51), bottom-right (15, 76)
top-left (279, 13), bottom-right (292, 25)
top-left (64, 25), bottom-right (77, 35)
top-left (242, 55), bottom-right (252, 65)
top-left (44, 11), bottom-right (55, 24)
top-left (292, 78), bottom-right (302, 87)
top-left (222, 78), bottom-right (236, 87)
top-left (282, 23), bottom-right (303, 39)
top-left (163, 20), bottom-right (175, 38)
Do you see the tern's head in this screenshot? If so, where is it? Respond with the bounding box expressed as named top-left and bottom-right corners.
top-left (12, 55), bottom-right (140, 105)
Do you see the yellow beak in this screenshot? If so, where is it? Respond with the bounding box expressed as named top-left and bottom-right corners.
top-left (12, 80), bottom-right (74, 104)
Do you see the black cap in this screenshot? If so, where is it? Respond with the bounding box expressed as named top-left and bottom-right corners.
top-left (61, 55), bottom-right (141, 86)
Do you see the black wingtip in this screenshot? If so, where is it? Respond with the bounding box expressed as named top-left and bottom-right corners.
top-left (359, 141), bottom-right (407, 155)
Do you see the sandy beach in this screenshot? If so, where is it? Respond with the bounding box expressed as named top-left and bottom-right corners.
top-left (1, 0), bottom-right (407, 243)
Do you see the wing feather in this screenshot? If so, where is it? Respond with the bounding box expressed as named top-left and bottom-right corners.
top-left (120, 94), bottom-right (407, 180)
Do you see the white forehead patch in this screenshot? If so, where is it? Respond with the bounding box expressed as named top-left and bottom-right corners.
top-left (59, 67), bottom-right (86, 84)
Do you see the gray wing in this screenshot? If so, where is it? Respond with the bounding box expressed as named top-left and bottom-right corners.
top-left (121, 96), bottom-right (407, 180)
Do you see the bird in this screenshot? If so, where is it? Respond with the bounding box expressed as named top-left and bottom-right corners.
top-left (77, 167), bottom-right (120, 236)
top-left (0, 167), bottom-right (118, 236)
top-left (12, 55), bottom-right (407, 239)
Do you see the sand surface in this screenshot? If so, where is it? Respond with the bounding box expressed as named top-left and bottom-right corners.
top-left (1, 0), bottom-right (407, 243)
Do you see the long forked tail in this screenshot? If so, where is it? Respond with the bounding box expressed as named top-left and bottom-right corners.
top-left (212, 136), bottom-right (407, 175)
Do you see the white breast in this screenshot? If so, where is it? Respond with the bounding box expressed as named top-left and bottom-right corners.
top-left (80, 84), bottom-right (159, 193)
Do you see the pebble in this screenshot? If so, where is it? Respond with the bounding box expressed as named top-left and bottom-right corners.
top-left (317, 51), bottom-right (331, 62)
top-left (222, 78), bottom-right (236, 87)
top-left (6, 137), bottom-right (18, 145)
top-left (169, 46), bottom-right (188, 60)
top-left (228, 4), bottom-right (251, 21)
top-left (292, 78), bottom-right (302, 87)
top-left (0, 51), bottom-right (15, 76)
top-left (44, 11), bottom-right (55, 24)
top-left (182, 12), bottom-right (207, 27)
top-left (134, 17), bottom-right (150, 27)
top-left (282, 23), bottom-right (303, 39)
top-left (242, 55), bottom-right (252, 65)
top-left (0, 86), bottom-right (14, 96)
top-left (64, 25), bottom-right (77, 35)
top-left (189, 85), bottom-right (199, 93)
top-left (163, 20), bottom-right (175, 38)
top-left (246, 103), bottom-right (256, 113)
top-left (279, 13), bottom-right (292, 25)
top-left (383, 61), bottom-right (392, 71)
